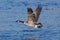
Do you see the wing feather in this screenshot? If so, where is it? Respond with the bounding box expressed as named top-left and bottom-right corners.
top-left (34, 5), bottom-right (42, 22)
top-left (27, 8), bottom-right (34, 21)
top-left (27, 5), bottom-right (42, 23)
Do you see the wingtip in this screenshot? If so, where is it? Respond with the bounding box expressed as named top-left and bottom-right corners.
top-left (35, 5), bottom-right (42, 11)
top-left (27, 7), bottom-right (33, 12)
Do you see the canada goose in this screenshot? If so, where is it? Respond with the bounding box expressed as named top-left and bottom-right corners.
top-left (16, 5), bottom-right (42, 28)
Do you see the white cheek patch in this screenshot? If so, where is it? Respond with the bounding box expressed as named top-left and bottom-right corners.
top-left (24, 22), bottom-right (25, 24)
top-left (18, 21), bottom-right (20, 23)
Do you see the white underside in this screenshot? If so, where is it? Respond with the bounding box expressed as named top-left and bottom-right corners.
top-left (24, 22), bottom-right (38, 28)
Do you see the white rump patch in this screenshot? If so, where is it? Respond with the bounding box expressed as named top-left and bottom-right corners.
top-left (35, 25), bottom-right (37, 28)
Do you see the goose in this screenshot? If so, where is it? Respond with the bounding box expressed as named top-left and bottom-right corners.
top-left (16, 5), bottom-right (42, 28)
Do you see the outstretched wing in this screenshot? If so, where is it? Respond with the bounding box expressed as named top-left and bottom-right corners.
top-left (34, 5), bottom-right (42, 22)
top-left (27, 5), bottom-right (42, 23)
top-left (27, 8), bottom-right (35, 22)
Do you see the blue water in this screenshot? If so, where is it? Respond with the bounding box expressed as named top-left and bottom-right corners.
top-left (0, 0), bottom-right (60, 40)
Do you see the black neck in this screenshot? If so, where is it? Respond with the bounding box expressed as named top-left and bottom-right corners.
top-left (16, 20), bottom-right (24, 23)
top-left (20, 20), bottom-right (24, 23)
